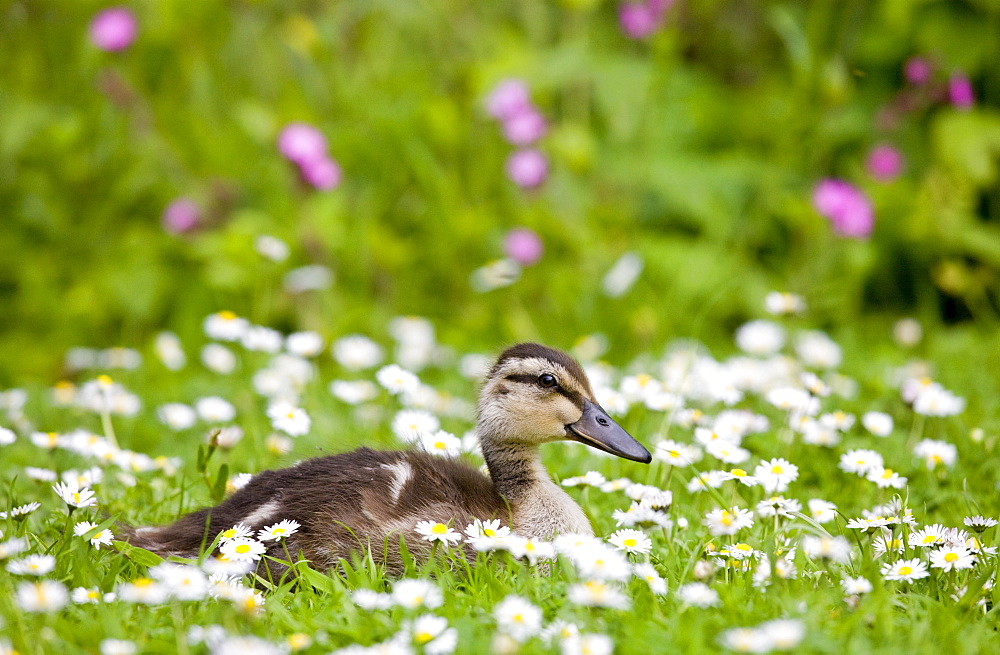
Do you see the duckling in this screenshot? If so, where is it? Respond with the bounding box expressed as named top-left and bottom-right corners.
top-left (126, 343), bottom-right (650, 576)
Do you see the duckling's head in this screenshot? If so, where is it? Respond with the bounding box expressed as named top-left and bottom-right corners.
top-left (478, 343), bottom-right (651, 463)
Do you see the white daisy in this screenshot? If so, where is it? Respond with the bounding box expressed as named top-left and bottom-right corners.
top-left (52, 480), bottom-right (98, 508)
top-left (704, 507), bottom-right (754, 536)
top-left (654, 440), bottom-right (702, 467)
top-left (203, 311), bottom-right (249, 341)
top-left (807, 499), bottom-right (838, 524)
top-left (561, 471), bottom-right (607, 488)
top-left (218, 523), bottom-right (254, 542)
top-left (880, 557), bottom-right (929, 582)
top-left (329, 380), bottom-right (379, 405)
top-left (16, 580), bottom-right (69, 613)
top-left (194, 396), bottom-right (236, 423)
top-left (376, 364), bottom-right (420, 395)
top-left (414, 520), bottom-right (462, 545)
top-left (352, 588), bottom-right (393, 610)
top-left (632, 562), bottom-right (668, 595)
top-left (567, 580), bottom-right (630, 610)
top-left (73, 521), bottom-right (115, 549)
top-left (506, 536), bottom-right (556, 565)
top-left (908, 524), bottom-right (948, 548)
top-left (6, 554), bottom-right (56, 576)
top-left (866, 466), bottom-right (907, 489)
top-left (267, 401), bottom-right (311, 437)
top-left (219, 537), bottom-right (266, 562)
top-left (841, 576), bottom-right (873, 595)
top-left (493, 594), bottom-right (543, 642)
top-left (608, 528), bottom-right (653, 555)
top-left (861, 411), bottom-right (893, 437)
top-left (391, 409), bottom-right (440, 443)
top-left (801, 535), bottom-right (852, 563)
top-left (392, 578), bottom-right (443, 609)
top-left (201, 344), bottom-right (237, 374)
top-left (677, 582), bottom-right (720, 608)
top-left (285, 331), bottom-right (323, 357)
top-left (419, 430), bottom-right (462, 457)
top-left (332, 335), bottom-right (385, 371)
top-left (257, 519), bottom-right (301, 542)
top-left (719, 468), bottom-right (760, 487)
top-left (929, 545), bottom-right (976, 572)
top-left (406, 614), bottom-right (458, 655)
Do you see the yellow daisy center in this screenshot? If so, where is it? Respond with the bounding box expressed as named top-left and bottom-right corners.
top-left (430, 523), bottom-right (448, 534)
top-left (235, 544), bottom-right (251, 554)
top-left (484, 528), bottom-right (495, 536)
top-left (415, 632), bottom-right (434, 644)
top-left (771, 465), bottom-right (783, 474)
top-left (944, 552), bottom-right (958, 562)
top-left (624, 538), bottom-right (637, 547)
top-left (731, 469), bottom-right (747, 477)
top-left (720, 512), bottom-right (733, 526)
top-left (921, 535), bottom-right (937, 544)
top-left (898, 566), bottom-right (912, 575)
top-left (881, 469), bottom-right (894, 479)
top-left (220, 310), bottom-right (237, 320)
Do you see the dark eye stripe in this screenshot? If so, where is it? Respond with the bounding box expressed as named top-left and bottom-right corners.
top-left (503, 373), bottom-right (583, 405)
top-left (505, 374), bottom-right (545, 385)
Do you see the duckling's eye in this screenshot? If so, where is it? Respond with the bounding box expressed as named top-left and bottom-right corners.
top-left (537, 373), bottom-right (558, 388)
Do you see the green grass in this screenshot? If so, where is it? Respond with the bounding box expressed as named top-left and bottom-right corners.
top-left (3, 1), bottom-right (1000, 652)
top-left (1, 311), bottom-right (999, 654)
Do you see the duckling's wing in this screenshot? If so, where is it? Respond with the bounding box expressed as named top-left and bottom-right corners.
top-left (126, 448), bottom-right (507, 573)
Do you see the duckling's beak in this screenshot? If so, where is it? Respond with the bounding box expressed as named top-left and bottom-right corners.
top-left (565, 399), bottom-right (651, 463)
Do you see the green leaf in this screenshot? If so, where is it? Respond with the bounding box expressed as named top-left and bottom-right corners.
top-left (113, 542), bottom-right (165, 568)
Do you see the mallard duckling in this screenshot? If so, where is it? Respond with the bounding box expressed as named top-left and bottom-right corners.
top-left (127, 343), bottom-right (650, 575)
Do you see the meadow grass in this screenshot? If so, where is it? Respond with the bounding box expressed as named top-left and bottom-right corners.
top-left (1, 308), bottom-right (998, 654)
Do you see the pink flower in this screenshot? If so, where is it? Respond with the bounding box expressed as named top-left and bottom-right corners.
top-left (903, 57), bottom-right (931, 85)
top-left (948, 74), bottom-right (975, 109)
top-left (866, 145), bottom-right (903, 182)
top-left (300, 157), bottom-right (342, 191)
top-left (501, 108), bottom-right (548, 146)
top-left (278, 123), bottom-right (328, 166)
top-left (89, 7), bottom-right (138, 52)
top-left (619, 3), bottom-right (659, 39)
top-left (486, 80), bottom-right (532, 122)
top-left (503, 229), bottom-right (544, 266)
top-left (161, 198), bottom-right (200, 234)
top-left (506, 150), bottom-right (548, 189)
top-left (812, 179), bottom-right (874, 239)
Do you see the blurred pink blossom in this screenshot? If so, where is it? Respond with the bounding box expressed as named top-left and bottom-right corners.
top-left (506, 149), bottom-right (548, 189)
top-left (161, 198), bottom-right (200, 234)
top-left (903, 57), bottom-right (931, 85)
top-left (504, 228), bottom-right (544, 266)
top-left (619, 3), bottom-right (658, 39)
top-left (501, 108), bottom-right (548, 146)
top-left (866, 145), bottom-right (903, 182)
top-left (89, 7), bottom-right (138, 52)
top-left (948, 74), bottom-right (975, 109)
top-left (619, 0), bottom-right (673, 39)
top-left (300, 157), bottom-right (342, 191)
top-left (278, 123), bottom-right (328, 166)
top-left (813, 179), bottom-right (874, 239)
top-left (486, 80), bottom-right (532, 122)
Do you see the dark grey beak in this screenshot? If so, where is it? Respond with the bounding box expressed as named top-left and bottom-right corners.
top-left (565, 399), bottom-right (651, 463)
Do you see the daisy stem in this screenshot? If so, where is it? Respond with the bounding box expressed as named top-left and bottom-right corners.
top-left (906, 413), bottom-right (924, 451)
top-left (100, 407), bottom-right (120, 451)
top-left (281, 541), bottom-right (298, 581)
top-left (172, 603), bottom-right (190, 655)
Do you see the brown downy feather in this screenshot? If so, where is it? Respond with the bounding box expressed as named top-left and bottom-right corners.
top-left (125, 448), bottom-right (509, 577)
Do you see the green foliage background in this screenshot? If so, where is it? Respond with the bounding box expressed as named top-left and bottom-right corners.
top-left (2, 0), bottom-right (1000, 382)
